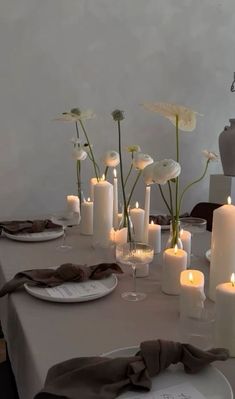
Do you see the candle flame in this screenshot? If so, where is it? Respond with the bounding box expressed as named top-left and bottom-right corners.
top-left (87, 197), bottom-right (91, 202)
top-left (174, 245), bottom-right (178, 254)
top-left (101, 174), bottom-right (105, 181)
top-left (231, 273), bottom-right (235, 286)
top-left (228, 196), bottom-right (232, 205)
top-left (136, 202), bottom-right (139, 209)
top-left (151, 220), bottom-right (154, 225)
top-left (180, 229), bottom-right (184, 236)
top-left (189, 272), bottom-right (194, 283)
top-left (113, 168), bottom-right (117, 178)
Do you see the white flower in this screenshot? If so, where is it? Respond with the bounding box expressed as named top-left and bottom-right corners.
top-left (70, 137), bottom-right (81, 145)
top-left (102, 150), bottom-right (120, 167)
top-left (143, 159), bottom-right (181, 185)
top-left (55, 109), bottom-right (96, 123)
top-left (125, 145), bottom-right (141, 153)
top-left (72, 147), bottom-right (87, 161)
top-left (132, 152), bottom-right (153, 170)
top-left (202, 150), bottom-right (219, 161)
top-left (142, 102), bottom-right (200, 132)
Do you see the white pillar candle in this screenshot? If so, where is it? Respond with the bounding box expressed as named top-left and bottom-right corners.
top-left (180, 270), bottom-right (206, 319)
top-left (148, 220), bottom-right (161, 254)
top-left (162, 245), bottom-right (187, 295)
top-left (130, 202), bottom-right (145, 242)
top-left (143, 185), bottom-right (151, 243)
top-left (113, 169), bottom-right (119, 230)
top-left (209, 196), bottom-right (235, 301)
top-left (110, 227), bottom-right (127, 245)
top-left (215, 273), bottom-right (235, 356)
top-left (67, 195), bottom-right (80, 213)
top-left (90, 177), bottom-right (99, 201)
top-left (81, 197), bottom-right (93, 236)
top-left (180, 229), bottom-right (191, 267)
top-left (93, 176), bottom-right (113, 248)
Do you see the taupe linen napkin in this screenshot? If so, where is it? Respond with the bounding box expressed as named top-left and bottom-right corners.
top-left (150, 213), bottom-right (189, 226)
top-left (0, 263), bottom-right (123, 297)
top-left (0, 219), bottom-right (61, 235)
top-left (34, 339), bottom-right (229, 399)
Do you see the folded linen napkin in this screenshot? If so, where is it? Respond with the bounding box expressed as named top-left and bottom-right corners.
top-left (0, 219), bottom-right (61, 235)
top-left (149, 213), bottom-right (189, 226)
top-left (34, 339), bottom-right (229, 399)
top-left (0, 263), bottom-right (123, 297)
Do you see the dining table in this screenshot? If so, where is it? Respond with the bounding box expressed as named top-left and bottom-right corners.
top-left (0, 226), bottom-right (234, 399)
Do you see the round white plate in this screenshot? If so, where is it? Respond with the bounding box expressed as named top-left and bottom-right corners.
top-left (4, 229), bottom-right (64, 242)
top-left (102, 347), bottom-right (233, 399)
top-left (24, 274), bottom-right (118, 303)
top-left (205, 249), bottom-right (211, 262)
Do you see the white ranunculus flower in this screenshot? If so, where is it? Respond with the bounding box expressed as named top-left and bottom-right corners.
top-left (102, 150), bottom-right (120, 167)
top-left (72, 147), bottom-right (87, 161)
top-left (142, 102), bottom-right (200, 132)
top-left (55, 109), bottom-right (96, 123)
top-left (132, 152), bottom-right (153, 170)
top-left (143, 159), bottom-right (181, 185)
top-left (125, 145), bottom-right (141, 153)
top-left (202, 150), bottom-right (219, 161)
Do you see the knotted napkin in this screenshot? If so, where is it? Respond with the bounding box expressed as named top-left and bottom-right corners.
top-left (34, 339), bottom-right (229, 399)
top-left (0, 263), bottom-right (123, 297)
top-left (0, 219), bottom-right (61, 235)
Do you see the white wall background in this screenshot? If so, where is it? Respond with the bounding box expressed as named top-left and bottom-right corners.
top-left (0, 0), bottom-right (234, 219)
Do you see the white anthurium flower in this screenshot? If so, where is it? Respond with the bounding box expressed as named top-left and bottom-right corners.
top-left (132, 152), bottom-right (154, 170)
top-left (143, 159), bottom-right (181, 185)
top-left (142, 102), bottom-right (200, 132)
top-left (55, 108), bottom-right (96, 123)
top-left (202, 150), bottom-right (219, 161)
top-left (102, 150), bottom-right (120, 167)
top-left (72, 147), bottom-right (87, 161)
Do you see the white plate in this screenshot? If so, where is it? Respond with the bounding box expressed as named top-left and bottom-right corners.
top-left (205, 249), bottom-right (211, 262)
top-left (24, 274), bottom-right (118, 303)
top-left (102, 347), bottom-right (233, 399)
top-left (4, 229), bottom-right (64, 242)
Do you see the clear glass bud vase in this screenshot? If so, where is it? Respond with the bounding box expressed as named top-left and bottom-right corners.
top-left (166, 219), bottom-right (183, 249)
top-left (119, 206), bottom-right (133, 242)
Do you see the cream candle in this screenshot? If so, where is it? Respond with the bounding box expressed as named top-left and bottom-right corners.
top-left (93, 176), bottom-right (113, 248)
top-left (113, 169), bottom-right (119, 230)
top-left (180, 229), bottom-right (191, 267)
top-left (180, 270), bottom-right (206, 319)
top-left (130, 202), bottom-right (145, 242)
top-left (90, 177), bottom-right (99, 201)
top-left (209, 196), bottom-right (235, 301)
top-left (215, 273), bottom-right (235, 356)
top-left (148, 220), bottom-right (161, 254)
top-left (162, 245), bottom-right (187, 295)
top-left (110, 227), bottom-right (127, 246)
top-left (80, 197), bottom-right (93, 236)
top-left (143, 185), bottom-right (151, 243)
top-left (67, 195), bottom-right (80, 213)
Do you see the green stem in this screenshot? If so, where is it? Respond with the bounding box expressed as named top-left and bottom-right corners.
top-left (75, 122), bottom-right (80, 139)
top-left (104, 166), bottom-right (109, 179)
top-left (117, 120), bottom-right (131, 242)
top-left (174, 115), bottom-right (180, 244)
top-left (79, 120), bottom-right (99, 180)
top-left (124, 164), bottom-right (133, 188)
top-left (127, 170), bottom-right (142, 208)
top-left (157, 184), bottom-right (172, 215)
top-left (86, 151), bottom-right (101, 176)
top-left (167, 181), bottom-right (174, 219)
top-left (76, 160), bottom-right (82, 204)
top-left (178, 160), bottom-right (210, 213)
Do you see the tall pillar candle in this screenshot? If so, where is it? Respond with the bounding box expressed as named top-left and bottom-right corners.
top-left (90, 177), bottom-right (99, 201)
top-left (180, 270), bottom-right (206, 319)
top-left (143, 185), bottom-right (151, 243)
top-left (162, 246), bottom-right (187, 295)
top-left (215, 273), bottom-right (235, 356)
top-left (180, 229), bottom-right (191, 267)
top-left (130, 202), bottom-right (145, 242)
top-left (67, 195), bottom-right (80, 213)
top-left (209, 197), bottom-right (235, 301)
top-left (81, 197), bottom-right (93, 235)
top-left (113, 169), bottom-right (119, 230)
top-left (93, 178), bottom-right (113, 248)
top-left (148, 221), bottom-right (161, 254)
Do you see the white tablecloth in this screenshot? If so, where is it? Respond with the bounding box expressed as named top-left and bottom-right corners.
top-left (0, 228), bottom-right (234, 399)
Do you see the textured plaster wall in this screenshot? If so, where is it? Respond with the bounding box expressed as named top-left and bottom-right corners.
top-left (0, 0), bottom-right (234, 218)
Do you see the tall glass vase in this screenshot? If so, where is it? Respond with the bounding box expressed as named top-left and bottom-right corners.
top-left (119, 206), bottom-right (133, 242)
top-left (166, 219), bottom-right (183, 249)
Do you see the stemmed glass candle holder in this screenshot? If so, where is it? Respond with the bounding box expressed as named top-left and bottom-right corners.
top-left (51, 211), bottom-right (81, 251)
top-left (116, 242), bottom-right (154, 301)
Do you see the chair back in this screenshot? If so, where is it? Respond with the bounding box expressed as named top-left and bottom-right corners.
top-left (190, 202), bottom-right (221, 231)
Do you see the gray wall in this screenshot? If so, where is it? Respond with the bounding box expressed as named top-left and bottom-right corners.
top-left (0, 0), bottom-right (234, 219)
